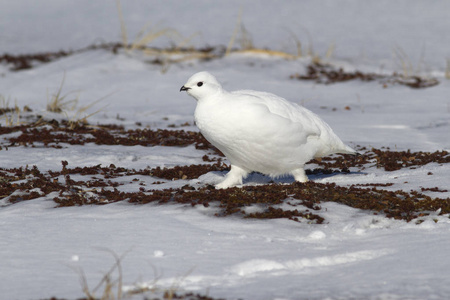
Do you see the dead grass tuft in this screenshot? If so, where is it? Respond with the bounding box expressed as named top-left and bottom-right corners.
top-left (73, 249), bottom-right (128, 300)
top-left (46, 73), bottom-right (79, 113)
top-left (114, 0), bottom-right (215, 72)
top-left (445, 58), bottom-right (450, 80)
top-left (46, 74), bottom-right (110, 129)
top-left (0, 95), bottom-right (31, 127)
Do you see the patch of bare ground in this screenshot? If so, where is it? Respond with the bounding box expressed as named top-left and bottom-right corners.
top-left (0, 43), bottom-right (122, 71)
top-left (0, 43), bottom-right (218, 71)
top-left (2, 121), bottom-right (449, 223)
top-left (2, 121), bottom-right (450, 171)
top-left (0, 50), bottom-right (72, 71)
top-left (290, 62), bottom-right (439, 89)
top-left (2, 44), bottom-right (439, 90)
top-left (1, 156), bottom-right (449, 223)
top-left (1, 120), bottom-right (217, 153)
top-left (309, 147), bottom-right (450, 171)
top-left (44, 292), bottom-right (225, 300)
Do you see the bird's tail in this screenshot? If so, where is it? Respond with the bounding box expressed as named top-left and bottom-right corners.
top-left (314, 143), bottom-right (358, 158)
top-left (338, 144), bottom-right (359, 156)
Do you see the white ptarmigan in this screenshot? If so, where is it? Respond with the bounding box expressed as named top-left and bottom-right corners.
top-left (180, 71), bottom-right (356, 189)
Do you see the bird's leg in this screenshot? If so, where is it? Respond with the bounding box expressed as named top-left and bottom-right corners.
top-left (216, 165), bottom-right (248, 189)
top-left (292, 168), bottom-right (309, 183)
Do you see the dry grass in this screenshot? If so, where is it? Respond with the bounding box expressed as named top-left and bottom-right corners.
top-left (115, 0), bottom-right (214, 72)
top-left (46, 73), bottom-right (110, 129)
top-left (445, 58), bottom-right (450, 80)
top-left (225, 9), bottom-right (299, 59)
top-left (115, 0), bottom-right (128, 48)
top-left (296, 30), bottom-right (335, 64)
top-left (115, 1), bottom-right (333, 65)
top-left (388, 46), bottom-right (440, 87)
top-left (2, 74), bottom-right (108, 129)
top-left (225, 8), bottom-right (250, 55)
top-left (224, 9), bottom-right (335, 63)
top-left (392, 45), bottom-right (430, 78)
top-left (113, 0), bottom-right (340, 74)
top-left (74, 249), bottom-right (129, 300)
top-left (393, 46), bottom-right (415, 77)
top-left (65, 92), bottom-right (111, 130)
top-left (0, 95), bottom-right (30, 126)
top-left (116, 0), bottom-right (179, 52)
top-left (46, 73), bottom-right (79, 113)
top-left (70, 248), bottom-right (199, 300)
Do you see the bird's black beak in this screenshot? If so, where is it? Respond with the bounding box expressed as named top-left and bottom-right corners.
top-left (180, 86), bottom-right (190, 92)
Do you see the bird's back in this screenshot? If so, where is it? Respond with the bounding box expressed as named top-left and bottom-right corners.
top-left (231, 89), bottom-right (355, 157)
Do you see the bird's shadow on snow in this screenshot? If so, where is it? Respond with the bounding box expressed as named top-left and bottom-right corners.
top-left (198, 170), bottom-right (364, 186)
top-left (246, 171), bottom-right (362, 185)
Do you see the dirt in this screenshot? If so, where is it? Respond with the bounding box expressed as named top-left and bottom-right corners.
top-left (45, 292), bottom-right (225, 300)
top-left (0, 44), bottom-right (438, 90)
top-left (3, 121), bottom-right (449, 172)
top-left (0, 43), bottom-right (217, 72)
top-left (290, 62), bottom-right (439, 89)
top-left (1, 120), bottom-right (449, 224)
top-left (2, 161), bottom-right (449, 223)
top-left (0, 119), bottom-right (450, 223)
top-left (310, 148), bottom-right (450, 171)
top-left (0, 43), bottom-right (123, 71)
top-left (1, 120), bottom-right (220, 154)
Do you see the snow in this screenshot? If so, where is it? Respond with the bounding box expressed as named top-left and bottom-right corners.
top-left (3, 200), bottom-right (450, 300)
top-left (1, 1), bottom-right (450, 299)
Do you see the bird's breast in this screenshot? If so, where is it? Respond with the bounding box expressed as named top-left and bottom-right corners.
top-left (194, 102), bottom-right (236, 145)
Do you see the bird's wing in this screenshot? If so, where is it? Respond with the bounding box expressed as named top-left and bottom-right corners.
top-left (232, 90), bottom-right (322, 138)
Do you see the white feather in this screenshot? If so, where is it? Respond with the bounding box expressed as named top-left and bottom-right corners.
top-left (180, 71), bottom-right (356, 188)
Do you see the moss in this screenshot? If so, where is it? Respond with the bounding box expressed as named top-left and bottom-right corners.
top-left (1, 121), bottom-right (450, 223)
top-left (2, 162), bottom-right (449, 223)
top-left (290, 62), bottom-right (439, 89)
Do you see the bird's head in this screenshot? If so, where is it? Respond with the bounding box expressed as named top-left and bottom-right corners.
top-left (180, 71), bottom-right (222, 101)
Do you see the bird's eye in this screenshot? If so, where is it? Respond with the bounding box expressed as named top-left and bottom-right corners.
top-left (197, 82), bottom-right (203, 87)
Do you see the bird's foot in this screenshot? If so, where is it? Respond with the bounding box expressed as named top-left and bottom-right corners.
top-left (215, 181), bottom-right (235, 189)
top-left (215, 165), bottom-right (248, 189)
top-left (292, 168), bottom-right (309, 183)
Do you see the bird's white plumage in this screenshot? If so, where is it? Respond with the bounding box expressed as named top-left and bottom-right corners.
top-left (180, 71), bottom-right (356, 188)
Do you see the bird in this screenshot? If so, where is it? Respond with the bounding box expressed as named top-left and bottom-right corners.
top-left (180, 71), bottom-right (356, 189)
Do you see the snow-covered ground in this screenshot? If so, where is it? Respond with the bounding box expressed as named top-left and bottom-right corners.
top-left (1, 1), bottom-right (450, 299)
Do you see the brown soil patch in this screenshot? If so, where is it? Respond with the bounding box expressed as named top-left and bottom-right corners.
top-left (2, 44), bottom-right (439, 90)
top-left (0, 43), bottom-right (123, 71)
top-left (2, 121), bottom-right (449, 223)
top-left (309, 148), bottom-right (450, 171)
top-left (1, 160), bottom-right (449, 223)
top-left (290, 62), bottom-right (439, 89)
top-left (0, 43), bottom-right (216, 72)
top-left (45, 292), bottom-right (224, 300)
top-left (1, 120), bottom-right (219, 153)
top-left (2, 122), bottom-right (449, 172)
